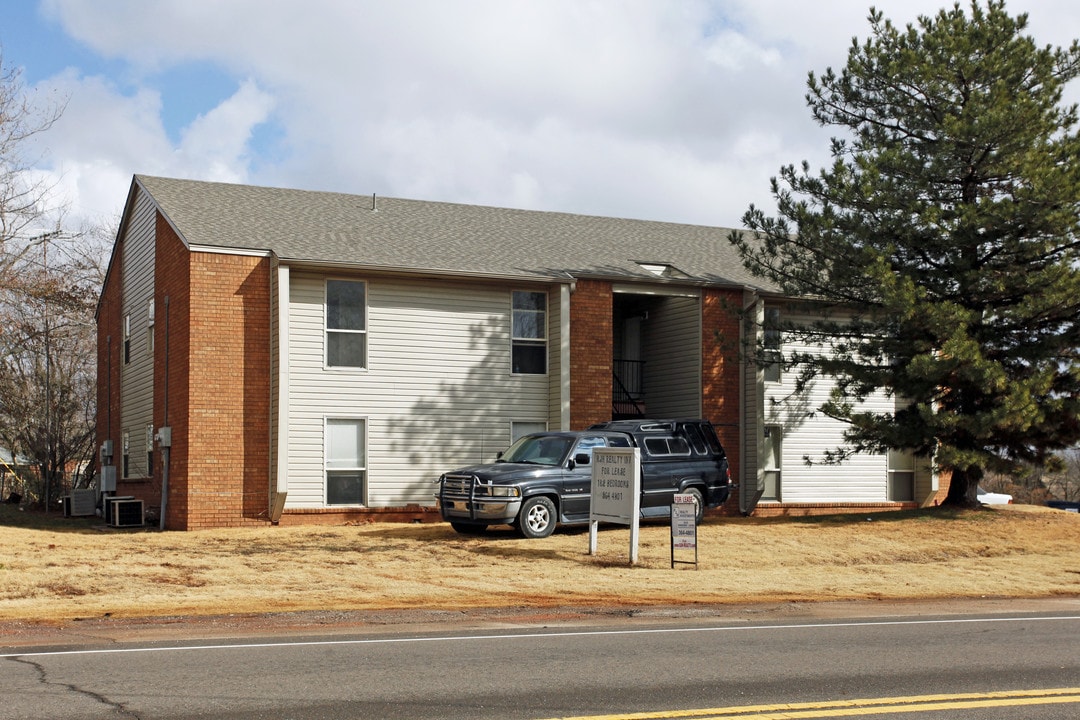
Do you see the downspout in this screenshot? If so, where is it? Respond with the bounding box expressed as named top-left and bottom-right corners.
top-left (738, 289), bottom-right (760, 515)
top-left (159, 296), bottom-right (170, 530)
top-left (560, 282), bottom-right (572, 430)
top-left (270, 264), bottom-right (290, 522)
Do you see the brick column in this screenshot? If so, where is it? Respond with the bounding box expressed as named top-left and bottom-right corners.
top-left (569, 279), bottom-right (613, 429)
top-left (702, 288), bottom-right (742, 495)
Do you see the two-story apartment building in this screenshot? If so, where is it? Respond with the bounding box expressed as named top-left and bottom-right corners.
top-left (96, 175), bottom-right (941, 529)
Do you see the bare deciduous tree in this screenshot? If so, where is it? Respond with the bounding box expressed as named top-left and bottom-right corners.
top-left (0, 48), bottom-right (103, 508)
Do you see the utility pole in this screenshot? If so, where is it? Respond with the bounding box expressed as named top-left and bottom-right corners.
top-left (43, 234), bottom-right (52, 512)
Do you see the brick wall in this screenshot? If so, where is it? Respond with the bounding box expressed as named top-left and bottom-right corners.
top-left (569, 279), bottom-right (613, 429)
top-left (154, 215), bottom-right (191, 528)
top-left (96, 232), bottom-right (125, 496)
top-left (183, 249), bottom-right (272, 528)
top-left (702, 288), bottom-right (743, 515)
top-left (138, 212), bottom-right (272, 529)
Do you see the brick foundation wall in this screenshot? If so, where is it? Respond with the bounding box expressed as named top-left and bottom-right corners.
top-left (569, 279), bottom-right (613, 429)
top-left (750, 502), bottom-right (920, 517)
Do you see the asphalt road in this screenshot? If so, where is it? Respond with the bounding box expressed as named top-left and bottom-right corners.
top-left (1, 599), bottom-right (1078, 719)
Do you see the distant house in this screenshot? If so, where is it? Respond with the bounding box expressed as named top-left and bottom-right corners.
top-left (95, 175), bottom-right (943, 529)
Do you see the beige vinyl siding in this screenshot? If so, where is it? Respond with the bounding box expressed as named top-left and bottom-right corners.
top-left (119, 187), bottom-right (156, 478)
top-left (761, 304), bottom-right (895, 503)
top-left (284, 272), bottom-right (554, 509)
top-left (643, 294), bottom-right (701, 418)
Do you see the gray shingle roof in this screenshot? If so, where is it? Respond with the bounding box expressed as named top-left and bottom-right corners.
top-left (135, 174), bottom-right (776, 291)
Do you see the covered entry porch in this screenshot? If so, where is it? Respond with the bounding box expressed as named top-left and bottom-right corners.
top-left (611, 287), bottom-right (702, 420)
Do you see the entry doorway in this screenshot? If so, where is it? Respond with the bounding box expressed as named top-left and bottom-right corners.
top-left (611, 290), bottom-right (701, 420)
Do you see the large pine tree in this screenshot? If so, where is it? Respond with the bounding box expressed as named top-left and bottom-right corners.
top-left (730, 1), bottom-right (1080, 506)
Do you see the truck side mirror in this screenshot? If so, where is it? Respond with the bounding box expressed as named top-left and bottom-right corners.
top-left (573, 453), bottom-right (591, 466)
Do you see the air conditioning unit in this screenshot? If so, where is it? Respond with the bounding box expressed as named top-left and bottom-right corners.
top-left (108, 497), bottom-right (144, 528)
top-left (63, 489), bottom-right (97, 517)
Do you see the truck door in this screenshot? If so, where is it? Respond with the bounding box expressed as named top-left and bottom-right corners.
top-left (561, 435), bottom-right (615, 521)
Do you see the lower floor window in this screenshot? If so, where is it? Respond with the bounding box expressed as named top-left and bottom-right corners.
top-left (511, 421), bottom-right (547, 444)
top-left (887, 449), bottom-right (915, 502)
top-left (762, 425), bottom-right (781, 501)
top-left (326, 418), bottom-right (366, 506)
top-left (327, 471), bottom-right (365, 505)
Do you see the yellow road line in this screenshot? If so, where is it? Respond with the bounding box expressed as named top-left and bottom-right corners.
top-left (538, 687), bottom-right (1080, 720)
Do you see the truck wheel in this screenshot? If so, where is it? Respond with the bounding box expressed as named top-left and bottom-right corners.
top-left (683, 487), bottom-right (705, 524)
top-left (449, 522), bottom-right (488, 534)
top-left (517, 496), bottom-right (557, 539)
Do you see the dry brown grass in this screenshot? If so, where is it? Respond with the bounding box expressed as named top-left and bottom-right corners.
top-left (0, 504), bottom-right (1077, 622)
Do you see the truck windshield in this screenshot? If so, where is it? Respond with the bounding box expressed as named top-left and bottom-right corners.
top-left (500, 435), bottom-right (573, 465)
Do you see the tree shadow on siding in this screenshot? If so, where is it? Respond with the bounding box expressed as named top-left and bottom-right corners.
top-left (387, 318), bottom-right (549, 493)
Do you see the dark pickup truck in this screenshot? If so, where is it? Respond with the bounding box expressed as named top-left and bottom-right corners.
top-left (436, 419), bottom-right (732, 538)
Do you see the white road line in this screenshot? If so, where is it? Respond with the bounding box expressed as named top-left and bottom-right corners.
top-left (2, 614), bottom-right (1078, 659)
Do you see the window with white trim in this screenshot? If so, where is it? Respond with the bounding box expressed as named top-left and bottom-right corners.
top-left (326, 280), bottom-right (367, 368)
top-left (146, 298), bottom-right (155, 356)
top-left (763, 306), bottom-right (781, 383)
top-left (511, 421), bottom-right (546, 444)
top-left (123, 314), bottom-right (131, 364)
top-left (511, 291), bottom-right (547, 374)
top-left (326, 418), bottom-right (366, 505)
top-left (887, 449), bottom-right (915, 501)
top-left (762, 425), bottom-right (781, 501)
top-left (145, 424), bottom-right (154, 477)
top-left (122, 431), bottom-right (130, 478)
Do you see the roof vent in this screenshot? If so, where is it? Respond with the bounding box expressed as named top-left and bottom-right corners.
top-left (637, 262), bottom-right (688, 279)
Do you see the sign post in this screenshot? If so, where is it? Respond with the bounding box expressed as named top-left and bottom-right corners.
top-left (670, 493), bottom-right (698, 569)
top-left (589, 447), bottom-right (641, 564)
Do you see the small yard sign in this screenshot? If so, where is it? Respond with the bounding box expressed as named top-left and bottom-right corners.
top-left (670, 493), bottom-right (698, 569)
top-left (589, 447), bottom-right (641, 564)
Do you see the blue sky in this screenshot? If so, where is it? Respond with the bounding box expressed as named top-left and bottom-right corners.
top-left (3, 0), bottom-right (1079, 233)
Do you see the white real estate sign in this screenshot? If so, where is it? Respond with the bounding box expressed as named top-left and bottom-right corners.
top-left (671, 494), bottom-right (697, 549)
top-left (670, 493), bottom-right (699, 569)
top-left (589, 447), bottom-right (641, 564)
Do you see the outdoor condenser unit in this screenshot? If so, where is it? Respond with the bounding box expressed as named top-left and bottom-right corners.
top-left (62, 489), bottom-right (96, 517)
top-left (108, 498), bottom-right (144, 528)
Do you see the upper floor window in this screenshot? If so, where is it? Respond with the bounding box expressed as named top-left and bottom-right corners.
top-left (146, 298), bottom-right (155, 356)
top-left (512, 290), bottom-right (547, 374)
top-left (763, 306), bottom-right (781, 383)
top-left (326, 280), bottom-right (367, 368)
top-left (123, 314), bottom-right (131, 364)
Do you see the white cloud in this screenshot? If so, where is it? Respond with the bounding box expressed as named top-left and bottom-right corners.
top-left (25, 68), bottom-right (274, 229)
top-left (25, 0), bottom-right (1080, 234)
top-left (175, 79), bottom-right (275, 183)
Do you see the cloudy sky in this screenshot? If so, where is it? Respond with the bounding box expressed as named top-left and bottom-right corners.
top-left (5, 0), bottom-right (1079, 233)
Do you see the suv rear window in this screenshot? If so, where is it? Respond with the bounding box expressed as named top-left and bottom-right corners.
top-left (643, 436), bottom-right (691, 456)
top-left (681, 424), bottom-right (708, 454)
